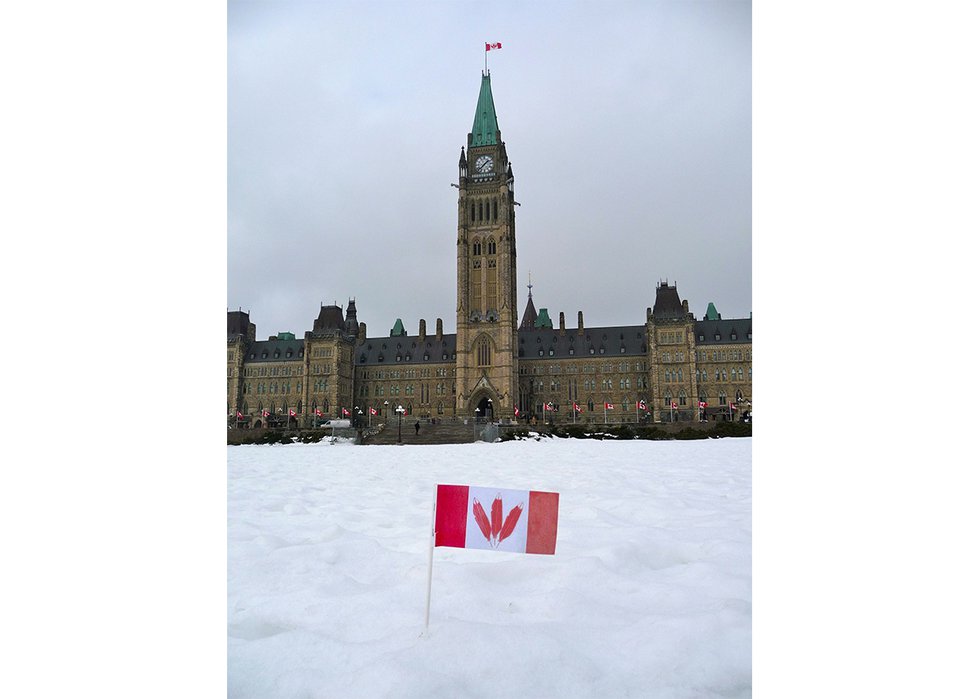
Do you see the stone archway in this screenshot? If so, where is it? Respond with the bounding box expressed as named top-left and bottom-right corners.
top-left (472, 395), bottom-right (495, 420)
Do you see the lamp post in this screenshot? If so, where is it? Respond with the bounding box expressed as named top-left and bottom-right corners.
top-left (396, 405), bottom-right (405, 444)
top-left (384, 400), bottom-right (389, 424)
top-left (487, 398), bottom-right (493, 423)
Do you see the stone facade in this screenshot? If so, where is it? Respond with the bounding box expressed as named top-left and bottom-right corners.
top-left (228, 72), bottom-right (751, 428)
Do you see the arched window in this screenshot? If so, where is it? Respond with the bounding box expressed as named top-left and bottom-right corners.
top-left (477, 337), bottom-right (491, 366)
top-left (493, 199), bottom-right (498, 220)
top-left (488, 238), bottom-right (496, 255)
top-left (473, 239), bottom-right (482, 256)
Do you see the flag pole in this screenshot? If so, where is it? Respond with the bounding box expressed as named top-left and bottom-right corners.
top-left (424, 484), bottom-right (437, 633)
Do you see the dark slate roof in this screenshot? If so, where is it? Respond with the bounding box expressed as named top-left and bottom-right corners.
top-left (652, 283), bottom-right (687, 320)
top-left (518, 325), bottom-right (647, 359)
top-left (312, 305), bottom-right (345, 333)
top-left (244, 338), bottom-right (305, 363)
top-left (519, 294), bottom-right (538, 330)
top-left (227, 310), bottom-right (252, 339)
top-left (694, 318), bottom-right (752, 344)
top-left (355, 334), bottom-right (457, 366)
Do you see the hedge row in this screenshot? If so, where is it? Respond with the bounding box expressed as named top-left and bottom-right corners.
top-left (227, 429), bottom-right (328, 446)
top-left (499, 421), bottom-right (751, 442)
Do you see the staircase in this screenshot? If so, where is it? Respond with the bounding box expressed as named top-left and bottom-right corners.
top-left (361, 420), bottom-right (487, 445)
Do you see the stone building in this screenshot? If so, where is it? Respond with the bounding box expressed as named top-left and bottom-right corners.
top-left (227, 72), bottom-right (751, 428)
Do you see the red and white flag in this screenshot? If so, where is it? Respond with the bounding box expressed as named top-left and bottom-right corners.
top-left (315, 408), bottom-right (323, 417)
top-left (485, 42), bottom-right (502, 51)
top-left (729, 402), bottom-right (736, 410)
top-left (514, 405), bottom-right (519, 417)
top-left (604, 402), bottom-right (614, 410)
top-left (671, 402), bottom-right (677, 409)
top-left (543, 402), bottom-right (554, 412)
top-left (262, 410), bottom-right (270, 418)
top-left (699, 401), bottom-right (707, 408)
top-left (236, 411), bottom-right (244, 419)
top-left (435, 484), bottom-right (558, 555)
top-left (289, 409), bottom-right (297, 417)
top-left (573, 402), bottom-right (582, 413)
top-left (636, 400), bottom-right (647, 411)
top-left (342, 407), bottom-right (351, 416)
top-left (370, 407), bottom-right (378, 416)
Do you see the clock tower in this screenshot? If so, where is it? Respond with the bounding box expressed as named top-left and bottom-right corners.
top-left (455, 71), bottom-right (518, 420)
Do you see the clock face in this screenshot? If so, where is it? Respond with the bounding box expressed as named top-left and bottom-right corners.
top-left (475, 155), bottom-right (494, 174)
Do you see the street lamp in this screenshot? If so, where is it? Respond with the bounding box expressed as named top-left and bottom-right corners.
top-left (487, 398), bottom-right (493, 423)
top-left (396, 404), bottom-right (405, 444)
top-left (384, 400), bottom-right (389, 423)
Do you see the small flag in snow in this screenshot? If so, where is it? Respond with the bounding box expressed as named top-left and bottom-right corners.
top-left (435, 484), bottom-right (559, 555)
top-left (485, 42), bottom-right (502, 51)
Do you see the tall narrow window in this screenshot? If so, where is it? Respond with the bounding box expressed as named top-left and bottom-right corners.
top-left (477, 337), bottom-right (491, 367)
top-left (493, 199), bottom-right (498, 220)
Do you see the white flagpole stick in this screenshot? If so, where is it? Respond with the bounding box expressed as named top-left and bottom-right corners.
top-left (423, 484), bottom-right (437, 633)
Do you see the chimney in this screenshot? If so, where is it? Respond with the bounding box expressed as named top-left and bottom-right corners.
top-left (577, 311), bottom-right (584, 334)
top-left (436, 318), bottom-right (443, 342)
top-left (559, 312), bottom-right (566, 335)
top-left (419, 318), bottom-right (426, 341)
top-left (358, 322), bottom-right (366, 344)
top-left (682, 299), bottom-right (689, 314)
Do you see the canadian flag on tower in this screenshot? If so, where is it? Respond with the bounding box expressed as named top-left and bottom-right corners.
top-left (435, 484), bottom-right (559, 555)
top-left (485, 42), bottom-right (502, 51)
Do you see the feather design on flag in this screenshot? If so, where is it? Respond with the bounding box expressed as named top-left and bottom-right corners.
top-left (472, 498), bottom-right (492, 541)
top-left (498, 503), bottom-right (524, 544)
top-left (491, 494), bottom-right (503, 542)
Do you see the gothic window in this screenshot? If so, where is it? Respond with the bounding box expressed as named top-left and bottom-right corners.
top-left (493, 199), bottom-right (498, 220)
top-left (477, 337), bottom-right (491, 367)
top-left (471, 202), bottom-right (475, 221)
top-left (488, 238), bottom-right (496, 255)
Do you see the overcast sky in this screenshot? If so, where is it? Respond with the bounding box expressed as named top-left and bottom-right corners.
top-left (228, 0), bottom-right (751, 340)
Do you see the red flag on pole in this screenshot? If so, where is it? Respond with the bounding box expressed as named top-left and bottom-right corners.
top-left (370, 407), bottom-right (378, 416)
top-left (236, 411), bottom-right (243, 419)
top-left (573, 402), bottom-right (582, 413)
top-left (671, 402), bottom-right (677, 409)
top-left (434, 484), bottom-right (558, 554)
top-left (543, 402), bottom-right (554, 412)
top-left (637, 400), bottom-right (647, 410)
top-left (289, 409), bottom-right (297, 417)
top-left (604, 402), bottom-right (614, 410)
top-left (514, 405), bottom-right (519, 417)
top-left (485, 42), bottom-right (502, 51)
top-left (342, 407), bottom-right (350, 416)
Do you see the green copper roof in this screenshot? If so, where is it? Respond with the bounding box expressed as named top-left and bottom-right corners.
top-left (276, 332), bottom-right (295, 341)
top-left (390, 318), bottom-right (406, 337)
top-left (705, 303), bottom-right (720, 321)
top-left (469, 73), bottom-right (499, 147)
top-left (534, 308), bottom-right (553, 329)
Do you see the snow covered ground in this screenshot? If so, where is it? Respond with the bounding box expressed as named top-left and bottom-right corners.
top-left (228, 437), bottom-right (751, 698)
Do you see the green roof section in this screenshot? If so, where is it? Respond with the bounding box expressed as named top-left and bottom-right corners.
top-left (390, 318), bottom-right (406, 337)
top-left (534, 308), bottom-right (553, 329)
top-left (704, 303), bottom-right (720, 321)
top-left (277, 332), bottom-right (296, 341)
top-left (469, 73), bottom-right (499, 147)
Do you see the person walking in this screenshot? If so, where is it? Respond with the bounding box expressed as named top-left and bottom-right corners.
top-left (414, 420), bottom-right (420, 436)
